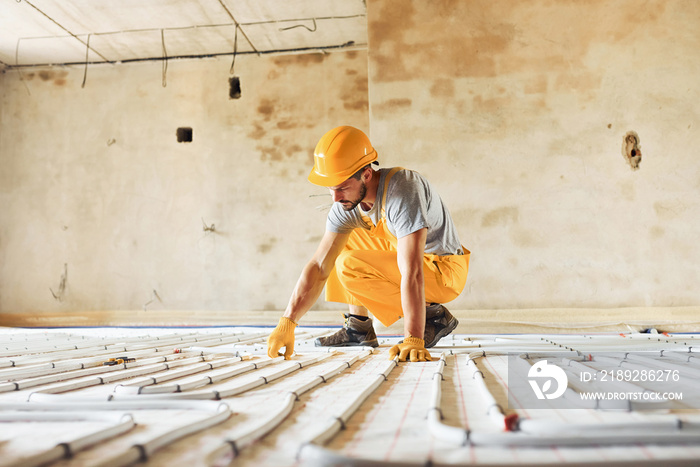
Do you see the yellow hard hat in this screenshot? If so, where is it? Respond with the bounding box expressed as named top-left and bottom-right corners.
top-left (308, 126), bottom-right (377, 187)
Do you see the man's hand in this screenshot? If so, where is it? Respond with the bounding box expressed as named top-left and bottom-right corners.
top-left (267, 316), bottom-right (297, 359)
top-left (389, 336), bottom-right (432, 362)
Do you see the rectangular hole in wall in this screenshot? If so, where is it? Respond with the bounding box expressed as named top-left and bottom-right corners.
top-left (176, 127), bottom-right (193, 143)
top-left (229, 77), bottom-right (241, 99)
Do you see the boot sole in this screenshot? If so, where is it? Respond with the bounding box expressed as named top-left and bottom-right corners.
top-left (314, 338), bottom-right (379, 348)
top-left (425, 316), bottom-right (459, 348)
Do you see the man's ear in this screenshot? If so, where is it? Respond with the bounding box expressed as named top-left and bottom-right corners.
top-left (361, 166), bottom-right (372, 182)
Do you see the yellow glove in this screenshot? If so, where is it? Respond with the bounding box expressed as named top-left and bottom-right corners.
top-left (389, 336), bottom-right (432, 362)
top-left (267, 316), bottom-right (297, 359)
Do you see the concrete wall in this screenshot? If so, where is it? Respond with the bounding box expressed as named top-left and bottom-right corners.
top-left (367, 0), bottom-right (700, 310)
top-left (2, 0), bottom-right (699, 326)
top-left (0, 50), bottom-right (368, 318)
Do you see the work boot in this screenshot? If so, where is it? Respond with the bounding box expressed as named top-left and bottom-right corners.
top-left (423, 303), bottom-right (459, 348)
top-left (315, 314), bottom-right (379, 348)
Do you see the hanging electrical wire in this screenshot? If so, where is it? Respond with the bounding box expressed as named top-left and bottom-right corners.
top-left (161, 28), bottom-right (167, 87)
top-left (229, 24), bottom-right (238, 75)
top-left (279, 18), bottom-right (317, 32)
top-left (216, 0), bottom-right (258, 56)
top-left (14, 38), bottom-right (31, 95)
top-left (81, 34), bottom-right (91, 88)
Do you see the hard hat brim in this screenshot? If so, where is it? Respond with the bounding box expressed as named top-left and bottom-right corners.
top-left (307, 150), bottom-right (377, 187)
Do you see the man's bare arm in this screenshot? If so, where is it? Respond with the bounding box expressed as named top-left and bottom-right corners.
top-left (283, 230), bottom-right (349, 323)
top-left (397, 227), bottom-right (428, 339)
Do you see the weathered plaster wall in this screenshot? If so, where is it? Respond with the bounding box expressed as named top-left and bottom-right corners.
top-left (2, 1), bottom-right (699, 324)
top-left (0, 50), bottom-right (368, 316)
top-left (367, 0), bottom-right (700, 309)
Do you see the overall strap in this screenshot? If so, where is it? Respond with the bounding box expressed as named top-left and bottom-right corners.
top-left (380, 167), bottom-right (404, 218)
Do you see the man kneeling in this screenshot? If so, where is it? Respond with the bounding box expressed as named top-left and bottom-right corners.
top-left (267, 126), bottom-right (470, 362)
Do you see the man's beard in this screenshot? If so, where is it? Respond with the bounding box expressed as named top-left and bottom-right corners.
top-left (340, 181), bottom-right (367, 211)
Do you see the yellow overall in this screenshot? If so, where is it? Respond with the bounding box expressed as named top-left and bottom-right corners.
top-left (324, 167), bottom-right (470, 327)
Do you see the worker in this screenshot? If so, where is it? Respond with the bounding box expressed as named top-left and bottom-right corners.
top-left (267, 126), bottom-right (469, 362)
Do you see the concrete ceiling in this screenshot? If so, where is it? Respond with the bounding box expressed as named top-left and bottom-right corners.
top-left (0, 0), bottom-right (367, 68)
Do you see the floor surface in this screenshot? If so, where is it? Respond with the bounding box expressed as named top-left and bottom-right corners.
top-left (1, 326), bottom-right (699, 466)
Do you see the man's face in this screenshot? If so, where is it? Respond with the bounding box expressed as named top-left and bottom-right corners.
top-left (329, 177), bottom-right (367, 211)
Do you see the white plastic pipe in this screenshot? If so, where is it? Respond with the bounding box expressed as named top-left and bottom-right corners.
top-left (465, 351), bottom-right (515, 429)
top-left (112, 356), bottom-right (270, 395)
top-left (556, 357), bottom-right (676, 410)
top-left (447, 351), bottom-right (700, 446)
top-left (22, 354), bottom-right (234, 395)
top-left (0, 410), bottom-right (135, 467)
top-left (426, 353), bottom-right (469, 445)
top-left (206, 350), bottom-right (373, 464)
top-left (112, 356), bottom-right (247, 393)
top-left (0, 331), bottom-right (201, 356)
top-left (92, 403), bottom-right (231, 467)
top-left (297, 356), bottom-right (398, 461)
top-left (32, 354), bottom-right (332, 402)
top-left (0, 332), bottom-right (266, 370)
top-left (0, 344), bottom-right (235, 383)
top-left (2, 399), bottom-right (231, 467)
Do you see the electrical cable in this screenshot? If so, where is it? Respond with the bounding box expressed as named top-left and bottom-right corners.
top-left (81, 33), bottom-right (90, 88)
top-left (161, 29), bottom-right (167, 87)
top-left (229, 25), bottom-right (238, 75)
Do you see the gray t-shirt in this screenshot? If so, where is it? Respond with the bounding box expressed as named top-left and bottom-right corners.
top-left (326, 168), bottom-right (464, 255)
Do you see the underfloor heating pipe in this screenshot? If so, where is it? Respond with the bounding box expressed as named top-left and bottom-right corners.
top-left (205, 349), bottom-right (373, 465)
top-left (0, 331), bottom-right (277, 384)
top-left (0, 410), bottom-right (135, 467)
top-left (1, 333), bottom-right (154, 354)
top-left (426, 354), bottom-right (468, 445)
top-left (111, 356), bottom-right (251, 391)
top-left (287, 345), bottom-right (378, 354)
top-left (0, 332), bottom-right (269, 370)
top-left (425, 351), bottom-right (700, 448)
top-left (190, 329), bottom-right (336, 356)
top-left (0, 331), bottom-right (236, 363)
top-left (297, 356), bottom-right (398, 462)
top-left (510, 354), bottom-right (654, 411)
top-left (2, 399), bottom-right (231, 467)
top-left (293, 444), bottom-right (700, 467)
top-left (463, 352), bottom-right (700, 446)
top-left (467, 334), bottom-right (693, 353)
top-left (113, 355), bottom-right (280, 395)
top-left (0, 332), bottom-right (269, 380)
top-left (551, 356), bottom-right (678, 410)
top-left (48, 353), bottom-right (336, 401)
top-left (298, 350), bottom-right (700, 467)
top-left (0, 347), bottom-right (211, 384)
top-left (132, 352), bottom-right (336, 401)
top-left (465, 351), bottom-right (521, 430)
top-left (3, 353), bottom-right (219, 393)
top-left (600, 353), bottom-right (700, 380)
top-left (541, 335), bottom-right (691, 353)
top-left (0, 330), bottom-right (218, 356)
top-left (0, 347), bottom-right (205, 382)
top-left (13, 354), bottom-right (246, 395)
top-left (659, 351), bottom-right (700, 365)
